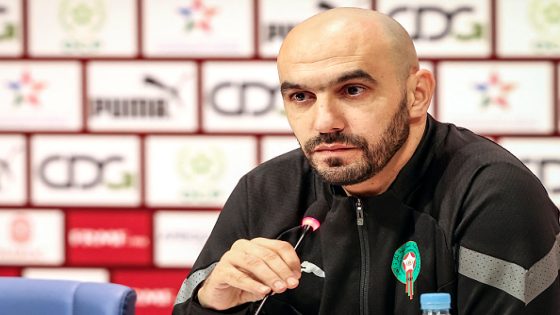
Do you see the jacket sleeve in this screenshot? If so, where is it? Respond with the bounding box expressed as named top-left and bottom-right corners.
top-left (454, 162), bottom-right (560, 314)
top-left (172, 176), bottom-right (254, 315)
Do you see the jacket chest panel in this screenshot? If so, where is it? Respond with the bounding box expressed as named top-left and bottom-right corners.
top-left (265, 196), bottom-right (455, 314)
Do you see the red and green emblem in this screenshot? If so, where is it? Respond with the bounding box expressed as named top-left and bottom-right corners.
top-left (391, 241), bottom-right (421, 300)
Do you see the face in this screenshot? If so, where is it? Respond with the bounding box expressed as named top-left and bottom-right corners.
top-left (302, 95), bottom-right (409, 185)
top-left (279, 47), bottom-right (410, 186)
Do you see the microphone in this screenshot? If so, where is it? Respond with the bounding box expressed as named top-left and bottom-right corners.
top-left (293, 200), bottom-right (327, 252)
top-left (254, 199), bottom-right (329, 315)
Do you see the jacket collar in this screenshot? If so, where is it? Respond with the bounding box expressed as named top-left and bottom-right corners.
top-left (327, 114), bottom-right (440, 203)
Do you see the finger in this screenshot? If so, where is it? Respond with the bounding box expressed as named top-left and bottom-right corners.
top-left (198, 264), bottom-right (269, 310)
top-left (238, 249), bottom-right (298, 291)
top-left (251, 238), bottom-right (302, 278)
top-left (228, 239), bottom-right (298, 293)
top-left (216, 262), bottom-right (271, 297)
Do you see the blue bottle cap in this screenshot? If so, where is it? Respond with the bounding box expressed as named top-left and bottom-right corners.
top-left (420, 293), bottom-right (451, 310)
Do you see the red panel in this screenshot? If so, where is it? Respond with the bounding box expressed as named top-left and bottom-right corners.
top-left (67, 210), bottom-right (152, 266)
top-left (0, 268), bottom-right (21, 277)
top-left (112, 269), bottom-right (189, 315)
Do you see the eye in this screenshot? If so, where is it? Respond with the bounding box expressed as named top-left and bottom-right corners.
top-left (290, 91), bottom-right (313, 103)
top-left (344, 85), bottom-right (365, 96)
top-left (293, 92), bottom-right (306, 101)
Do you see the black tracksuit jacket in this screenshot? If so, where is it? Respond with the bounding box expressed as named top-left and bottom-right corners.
top-left (173, 116), bottom-right (560, 314)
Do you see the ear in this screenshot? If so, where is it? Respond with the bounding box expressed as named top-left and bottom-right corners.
top-left (406, 69), bottom-right (435, 119)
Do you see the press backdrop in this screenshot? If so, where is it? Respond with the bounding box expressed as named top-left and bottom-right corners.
top-left (0, 0), bottom-right (559, 314)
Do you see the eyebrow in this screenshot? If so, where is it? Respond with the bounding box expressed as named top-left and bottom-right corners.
top-left (280, 69), bottom-right (377, 94)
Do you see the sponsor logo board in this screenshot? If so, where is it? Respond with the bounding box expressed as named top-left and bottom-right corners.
top-left (377, 0), bottom-right (491, 57)
top-left (143, 0), bottom-right (253, 57)
top-left (155, 210), bottom-right (219, 267)
top-left (497, 0), bottom-right (560, 56)
top-left (0, 62), bottom-right (81, 131)
top-left (0, 209), bottom-right (64, 265)
top-left (437, 62), bottom-right (553, 134)
top-left (67, 210), bottom-right (151, 265)
top-left (28, 0), bottom-right (137, 56)
top-left (87, 62), bottom-right (198, 132)
top-left (146, 136), bottom-right (256, 207)
top-left (31, 135), bottom-right (141, 206)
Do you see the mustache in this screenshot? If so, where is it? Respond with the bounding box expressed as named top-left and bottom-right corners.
top-left (303, 132), bottom-right (369, 153)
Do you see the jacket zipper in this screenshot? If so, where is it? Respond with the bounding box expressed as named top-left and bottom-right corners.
top-left (356, 198), bottom-right (369, 315)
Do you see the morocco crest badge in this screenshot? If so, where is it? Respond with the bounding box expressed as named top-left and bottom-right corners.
top-left (391, 241), bottom-right (421, 300)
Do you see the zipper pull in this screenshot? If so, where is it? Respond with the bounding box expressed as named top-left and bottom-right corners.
top-left (356, 199), bottom-right (364, 226)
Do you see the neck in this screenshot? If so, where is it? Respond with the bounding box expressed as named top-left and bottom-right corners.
top-left (342, 118), bottom-right (426, 196)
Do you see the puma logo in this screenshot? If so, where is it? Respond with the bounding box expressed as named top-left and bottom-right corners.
top-left (301, 261), bottom-right (325, 278)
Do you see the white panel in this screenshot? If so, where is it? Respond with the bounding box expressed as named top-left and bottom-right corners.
top-left (87, 62), bottom-right (198, 132)
top-left (143, 0), bottom-right (253, 57)
top-left (31, 135), bottom-right (141, 206)
top-left (146, 136), bottom-right (257, 207)
top-left (438, 62), bottom-right (554, 134)
top-left (0, 62), bottom-right (82, 131)
top-left (499, 138), bottom-right (560, 207)
top-left (258, 0), bottom-right (371, 58)
top-left (377, 0), bottom-right (491, 57)
top-left (0, 135), bottom-right (26, 205)
top-left (0, 209), bottom-right (64, 265)
top-left (203, 61), bottom-right (291, 132)
top-left (261, 136), bottom-right (299, 163)
top-left (154, 210), bottom-right (220, 267)
top-left (0, 0), bottom-right (23, 56)
top-left (23, 268), bottom-right (110, 282)
top-left (29, 0), bottom-right (137, 56)
top-left (497, 0), bottom-right (560, 57)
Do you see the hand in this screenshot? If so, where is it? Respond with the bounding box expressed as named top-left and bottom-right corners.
top-left (197, 238), bottom-right (302, 310)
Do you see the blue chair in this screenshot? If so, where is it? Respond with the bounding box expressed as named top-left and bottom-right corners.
top-left (0, 277), bottom-right (136, 315)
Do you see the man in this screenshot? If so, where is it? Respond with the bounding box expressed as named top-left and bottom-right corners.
top-left (173, 8), bottom-right (560, 314)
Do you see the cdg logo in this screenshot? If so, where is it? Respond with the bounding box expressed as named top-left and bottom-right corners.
top-left (388, 5), bottom-right (484, 41)
top-left (522, 158), bottom-right (560, 193)
top-left (38, 155), bottom-right (135, 190)
top-left (208, 81), bottom-right (283, 116)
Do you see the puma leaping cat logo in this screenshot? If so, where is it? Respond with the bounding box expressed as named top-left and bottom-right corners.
top-left (301, 261), bottom-right (325, 278)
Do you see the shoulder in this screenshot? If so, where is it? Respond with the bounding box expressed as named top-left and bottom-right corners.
top-left (431, 121), bottom-right (558, 244)
top-left (447, 135), bottom-right (559, 267)
top-left (433, 121), bottom-right (532, 185)
top-left (435, 121), bottom-right (553, 217)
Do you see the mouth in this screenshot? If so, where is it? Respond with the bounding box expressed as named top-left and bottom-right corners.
top-left (312, 143), bottom-right (359, 154)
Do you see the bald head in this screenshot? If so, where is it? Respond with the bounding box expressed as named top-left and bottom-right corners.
top-left (278, 8), bottom-right (418, 81)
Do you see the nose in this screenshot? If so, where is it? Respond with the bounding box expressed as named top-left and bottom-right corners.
top-left (313, 97), bottom-right (345, 134)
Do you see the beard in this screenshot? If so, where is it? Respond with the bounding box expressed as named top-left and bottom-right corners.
top-left (302, 96), bottom-right (410, 186)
